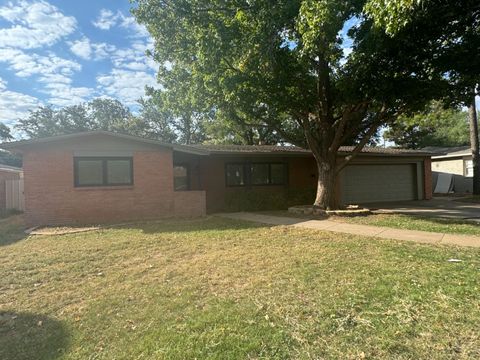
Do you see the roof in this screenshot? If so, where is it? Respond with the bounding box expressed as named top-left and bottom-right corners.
top-left (0, 130), bottom-right (207, 156)
top-left (0, 131), bottom-right (432, 157)
top-left (192, 144), bottom-right (433, 156)
top-left (422, 146), bottom-right (471, 159)
top-left (0, 164), bottom-right (22, 173)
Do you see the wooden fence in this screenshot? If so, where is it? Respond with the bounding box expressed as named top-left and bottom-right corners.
top-left (6, 179), bottom-right (24, 211)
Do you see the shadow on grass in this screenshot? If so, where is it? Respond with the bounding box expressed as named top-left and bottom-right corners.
top-left (0, 312), bottom-right (70, 360)
top-left (0, 215), bottom-right (28, 247)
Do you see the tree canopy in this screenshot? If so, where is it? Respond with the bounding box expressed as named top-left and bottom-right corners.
top-left (385, 102), bottom-right (470, 149)
top-left (13, 98), bottom-right (175, 142)
top-left (133, 0), bottom-right (471, 208)
top-left (0, 123), bottom-right (12, 142)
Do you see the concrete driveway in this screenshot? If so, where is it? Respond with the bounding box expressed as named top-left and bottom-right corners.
top-left (364, 197), bottom-right (480, 222)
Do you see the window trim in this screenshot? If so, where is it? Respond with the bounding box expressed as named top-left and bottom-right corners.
top-left (225, 162), bottom-right (287, 187)
top-left (173, 163), bottom-right (190, 191)
top-left (74, 157), bottom-right (134, 187)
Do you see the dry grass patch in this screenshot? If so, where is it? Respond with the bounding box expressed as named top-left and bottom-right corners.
top-left (1, 216), bottom-right (479, 359)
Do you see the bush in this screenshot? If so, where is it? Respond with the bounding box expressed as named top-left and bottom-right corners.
top-left (224, 187), bottom-right (316, 212)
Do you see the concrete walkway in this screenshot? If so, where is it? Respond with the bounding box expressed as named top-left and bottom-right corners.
top-left (217, 212), bottom-right (480, 248)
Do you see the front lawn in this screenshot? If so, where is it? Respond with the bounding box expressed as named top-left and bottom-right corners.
top-left (343, 213), bottom-right (480, 236)
top-left (455, 195), bottom-right (480, 204)
top-left (1, 216), bottom-right (479, 359)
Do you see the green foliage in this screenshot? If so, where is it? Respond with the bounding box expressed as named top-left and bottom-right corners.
top-left (364, 0), bottom-right (421, 35)
top-left (133, 0), bottom-right (466, 208)
top-left (15, 98), bottom-right (175, 142)
top-left (224, 187), bottom-right (316, 211)
top-left (0, 123), bottom-right (12, 141)
top-left (385, 102), bottom-right (470, 148)
top-left (366, 0), bottom-right (480, 104)
top-left (0, 150), bottom-right (22, 167)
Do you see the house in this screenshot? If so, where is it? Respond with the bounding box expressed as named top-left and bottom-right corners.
top-left (1, 131), bottom-right (433, 227)
top-left (0, 164), bottom-right (23, 212)
top-left (424, 146), bottom-right (473, 193)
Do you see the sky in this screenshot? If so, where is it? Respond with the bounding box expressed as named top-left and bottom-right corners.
top-left (0, 0), bottom-right (157, 130)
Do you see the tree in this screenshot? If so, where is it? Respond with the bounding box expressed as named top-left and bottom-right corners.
top-left (469, 94), bottom-right (480, 194)
top-left (136, 97), bottom-right (177, 143)
top-left (16, 98), bottom-right (159, 140)
top-left (367, 0), bottom-right (480, 193)
top-left (385, 102), bottom-right (470, 149)
top-left (133, 0), bottom-right (454, 209)
top-left (0, 123), bottom-right (12, 141)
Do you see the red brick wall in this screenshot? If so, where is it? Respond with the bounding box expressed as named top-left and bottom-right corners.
top-left (23, 149), bottom-right (179, 226)
top-left (424, 157), bottom-right (433, 200)
top-left (174, 191), bottom-right (206, 217)
top-left (0, 170), bottom-right (21, 210)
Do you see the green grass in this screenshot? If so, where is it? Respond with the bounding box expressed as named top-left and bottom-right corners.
top-left (454, 195), bottom-right (480, 204)
top-left (1, 216), bottom-right (480, 359)
top-left (343, 213), bottom-right (480, 235)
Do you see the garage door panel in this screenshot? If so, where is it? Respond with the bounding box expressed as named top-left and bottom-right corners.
top-left (341, 164), bottom-right (417, 204)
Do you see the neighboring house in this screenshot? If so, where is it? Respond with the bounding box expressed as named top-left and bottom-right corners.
top-left (1, 131), bottom-right (433, 227)
top-left (0, 164), bottom-right (23, 211)
top-left (423, 146), bottom-right (473, 193)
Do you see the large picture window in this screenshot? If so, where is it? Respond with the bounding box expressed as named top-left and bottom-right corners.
top-left (226, 162), bottom-right (286, 186)
top-left (74, 157), bottom-right (133, 187)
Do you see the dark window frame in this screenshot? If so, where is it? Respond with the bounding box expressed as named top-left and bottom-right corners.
top-left (74, 157), bottom-right (134, 187)
top-left (225, 162), bottom-right (287, 187)
top-left (173, 163), bottom-right (190, 191)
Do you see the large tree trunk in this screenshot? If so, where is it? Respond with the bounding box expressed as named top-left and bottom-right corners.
top-left (468, 94), bottom-right (480, 195)
top-left (312, 155), bottom-right (338, 210)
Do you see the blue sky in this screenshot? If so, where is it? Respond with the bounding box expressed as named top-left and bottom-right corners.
top-left (0, 0), bottom-right (157, 128)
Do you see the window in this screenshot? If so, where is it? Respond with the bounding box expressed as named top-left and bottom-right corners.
top-left (174, 165), bottom-right (189, 191)
top-left (251, 163), bottom-right (269, 185)
top-left (270, 163), bottom-right (286, 184)
top-left (74, 157), bottom-right (133, 187)
top-left (465, 159), bottom-right (474, 177)
top-left (226, 162), bottom-right (286, 186)
top-left (226, 164), bottom-right (245, 186)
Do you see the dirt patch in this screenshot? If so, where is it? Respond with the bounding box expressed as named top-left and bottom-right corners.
top-left (26, 226), bottom-right (101, 236)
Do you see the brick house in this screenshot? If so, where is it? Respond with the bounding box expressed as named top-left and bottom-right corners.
top-left (1, 131), bottom-right (433, 227)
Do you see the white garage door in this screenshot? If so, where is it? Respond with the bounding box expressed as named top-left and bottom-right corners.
top-left (341, 164), bottom-right (418, 204)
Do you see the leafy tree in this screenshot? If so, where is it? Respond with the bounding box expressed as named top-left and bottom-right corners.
top-left (367, 0), bottom-right (480, 193)
top-left (136, 97), bottom-right (177, 143)
top-left (0, 150), bottom-right (22, 167)
top-left (16, 98), bottom-right (157, 140)
top-left (0, 123), bottom-right (12, 141)
top-left (385, 102), bottom-right (470, 149)
top-left (133, 0), bottom-right (454, 208)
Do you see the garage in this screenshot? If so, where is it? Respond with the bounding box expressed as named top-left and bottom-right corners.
top-left (341, 163), bottom-right (419, 204)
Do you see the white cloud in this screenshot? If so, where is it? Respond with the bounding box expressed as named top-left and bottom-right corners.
top-left (0, 0), bottom-right (77, 49)
top-left (41, 82), bottom-right (94, 107)
top-left (0, 77), bottom-right (41, 124)
top-left (92, 9), bottom-right (117, 30)
top-left (69, 38), bottom-right (91, 59)
top-left (0, 48), bottom-right (81, 78)
top-left (69, 37), bottom-right (116, 61)
top-left (96, 69), bottom-right (157, 105)
top-left (0, 49), bottom-right (93, 107)
top-left (110, 39), bottom-right (157, 72)
top-left (92, 8), bottom-right (149, 38)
